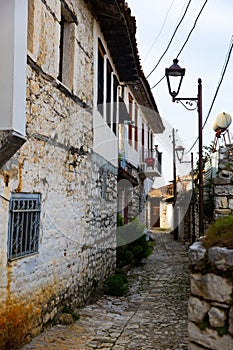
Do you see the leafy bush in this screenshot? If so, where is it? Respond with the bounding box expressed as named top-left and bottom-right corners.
top-left (116, 246), bottom-right (134, 268)
top-left (117, 217), bottom-right (146, 246)
top-left (202, 215), bottom-right (233, 249)
top-left (117, 213), bottom-right (124, 227)
top-left (116, 217), bottom-right (154, 268)
top-left (103, 270), bottom-right (128, 296)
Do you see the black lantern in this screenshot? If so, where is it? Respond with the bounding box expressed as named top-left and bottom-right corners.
top-left (175, 145), bottom-right (185, 162)
top-left (165, 59), bottom-right (185, 101)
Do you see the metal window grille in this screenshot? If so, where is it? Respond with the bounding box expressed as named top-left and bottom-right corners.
top-left (8, 193), bottom-right (41, 260)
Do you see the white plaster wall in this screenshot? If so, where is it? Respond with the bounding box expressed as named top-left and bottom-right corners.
top-left (94, 110), bottom-right (118, 167)
top-left (0, 0), bottom-right (27, 135)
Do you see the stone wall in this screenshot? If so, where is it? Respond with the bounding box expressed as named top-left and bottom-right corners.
top-left (188, 144), bottom-right (233, 349)
top-left (188, 242), bottom-right (233, 350)
top-left (0, 0), bottom-right (117, 339)
top-left (213, 145), bottom-right (233, 218)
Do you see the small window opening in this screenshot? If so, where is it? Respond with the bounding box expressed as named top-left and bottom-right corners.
top-left (8, 193), bottom-right (41, 260)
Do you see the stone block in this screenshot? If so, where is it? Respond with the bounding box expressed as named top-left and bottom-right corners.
top-left (189, 242), bottom-right (206, 265)
top-left (214, 196), bottom-right (228, 208)
top-left (214, 208), bottom-right (232, 216)
top-left (189, 342), bottom-right (207, 350)
top-left (229, 307), bottom-right (233, 334)
top-left (208, 307), bottom-right (226, 328)
top-left (214, 185), bottom-right (233, 196)
top-left (208, 246), bottom-right (233, 270)
top-left (188, 322), bottom-right (233, 350)
top-left (229, 199), bottom-right (233, 210)
top-left (188, 296), bottom-right (210, 323)
top-left (190, 273), bottom-right (232, 303)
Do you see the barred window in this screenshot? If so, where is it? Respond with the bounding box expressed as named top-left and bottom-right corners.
top-left (8, 193), bottom-right (41, 260)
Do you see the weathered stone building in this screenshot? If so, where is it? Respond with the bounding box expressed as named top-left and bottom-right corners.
top-left (0, 0), bottom-right (164, 341)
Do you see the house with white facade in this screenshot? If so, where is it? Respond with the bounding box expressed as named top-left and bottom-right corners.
top-left (0, 0), bottom-right (164, 345)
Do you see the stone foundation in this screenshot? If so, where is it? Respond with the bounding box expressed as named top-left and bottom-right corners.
top-left (188, 241), bottom-right (233, 349)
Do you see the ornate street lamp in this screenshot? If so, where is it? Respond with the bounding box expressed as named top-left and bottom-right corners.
top-left (165, 59), bottom-right (185, 102)
top-left (175, 145), bottom-right (185, 163)
top-left (165, 59), bottom-right (204, 237)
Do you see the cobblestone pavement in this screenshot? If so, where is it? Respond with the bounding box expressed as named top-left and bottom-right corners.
top-left (21, 231), bottom-right (190, 350)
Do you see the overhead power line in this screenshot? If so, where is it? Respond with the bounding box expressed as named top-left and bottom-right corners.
top-left (186, 35), bottom-right (233, 153)
top-left (150, 0), bottom-right (208, 89)
top-left (176, 0), bottom-right (208, 58)
top-left (202, 35), bottom-right (233, 129)
top-left (144, 0), bottom-right (176, 63)
top-left (146, 0), bottom-right (192, 79)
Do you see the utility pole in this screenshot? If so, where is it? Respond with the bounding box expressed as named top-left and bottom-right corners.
top-left (172, 128), bottom-right (178, 240)
top-left (191, 152), bottom-right (196, 243)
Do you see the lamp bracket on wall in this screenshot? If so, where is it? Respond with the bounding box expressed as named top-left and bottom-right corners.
top-left (175, 97), bottom-right (198, 111)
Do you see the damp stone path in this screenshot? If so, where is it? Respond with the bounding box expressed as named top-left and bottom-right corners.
top-left (21, 231), bottom-right (190, 350)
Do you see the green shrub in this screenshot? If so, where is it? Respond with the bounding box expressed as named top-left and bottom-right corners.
top-left (217, 325), bottom-right (228, 337)
top-left (117, 217), bottom-right (146, 246)
top-left (117, 213), bottom-right (124, 227)
top-left (202, 215), bottom-right (233, 249)
top-left (116, 218), bottom-right (155, 268)
top-left (116, 246), bottom-right (134, 268)
top-left (103, 270), bottom-right (128, 296)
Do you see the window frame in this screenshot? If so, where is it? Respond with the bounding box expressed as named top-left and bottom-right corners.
top-left (97, 38), bottom-right (120, 134)
top-left (58, 5), bottom-right (76, 90)
top-left (8, 193), bottom-right (41, 261)
top-left (134, 104), bottom-right (138, 151)
top-left (128, 93), bottom-right (133, 146)
top-left (97, 39), bottom-right (105, 112)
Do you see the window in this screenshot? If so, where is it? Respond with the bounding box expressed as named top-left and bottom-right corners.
top-left (8, 193), bottom-right (41, 260)
top-left (97, 39), bottom-right (105, 114)
top-left (97, 38), bottom-right (120, 134)
top-left (113, 75), bottom-right (119, 135)
top-left (134, 104), bottom-right (138, 150)
top-left (106, 59), bottom-right (112, 127)
top-left (142, 122), bottom-right (145, 161)
top-left (58, 7), bottom-right (75, 90)
top-left (58, 14), bottom-right (65, 82)
top-left (128, 94), bottom-right (133, 146)
top-left (150, 131), bottom-right (153, 152)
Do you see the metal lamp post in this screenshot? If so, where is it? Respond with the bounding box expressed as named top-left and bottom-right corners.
top-left (165, 59), bottom-right (204, 237)
top-left (175, 146), bottom-right (196, 243)
top-left (172, 128), bottom-right (178, 240)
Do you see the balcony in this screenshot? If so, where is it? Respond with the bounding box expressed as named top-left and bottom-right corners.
top-left (139, 148), bottom-right (162, 178)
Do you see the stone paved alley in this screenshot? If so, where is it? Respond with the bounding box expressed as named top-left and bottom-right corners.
top-left (21, 232), bottom-right (190, 350)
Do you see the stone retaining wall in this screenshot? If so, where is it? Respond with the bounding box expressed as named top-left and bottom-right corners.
top-left (188, 241), bottom-right (233, 349)
top-left (213, 145), bottom-right (233, 218)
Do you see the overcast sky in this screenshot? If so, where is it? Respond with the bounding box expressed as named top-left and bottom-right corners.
top-left (127, 0), bottom-right (233, 185)
top-left (126, 0), bottom-right (233, 184)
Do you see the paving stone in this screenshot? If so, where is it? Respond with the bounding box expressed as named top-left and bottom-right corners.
top-left (21, 231), bottom-right (190, 349)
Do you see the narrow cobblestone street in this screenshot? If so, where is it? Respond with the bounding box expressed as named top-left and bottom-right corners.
top-left (21, 231), bottom-right (190, 350)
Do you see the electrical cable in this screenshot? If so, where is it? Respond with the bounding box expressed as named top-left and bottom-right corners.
top-left (176, 0), bottom-right (208, 58)
top-left (185, 35), bottom-right (233, 153)
top-left (144, 0), bottom-right (176, 63)
top-left (151, 0), bottom-right (208, 89)
top-left (146, 0), bottom-right (192, 79)
top-left (202, 35), bottom-right (233, 129)
top-left (151, 75), bottom-right (166, 89)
